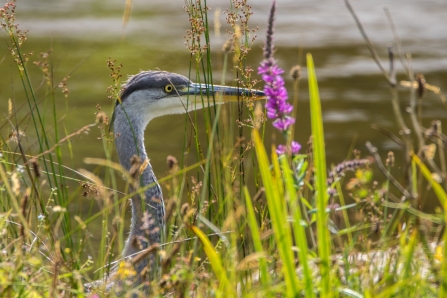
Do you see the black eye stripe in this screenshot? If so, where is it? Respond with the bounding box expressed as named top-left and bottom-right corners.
top-left (118, 71), bottom-right (191, 104)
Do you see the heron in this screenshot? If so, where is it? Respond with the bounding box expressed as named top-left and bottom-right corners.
top-left (90, 70), bottom-right (264, 293)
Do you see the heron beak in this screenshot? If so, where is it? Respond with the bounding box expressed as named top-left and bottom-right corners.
top-left (179, 83), bottom-right (265, 102)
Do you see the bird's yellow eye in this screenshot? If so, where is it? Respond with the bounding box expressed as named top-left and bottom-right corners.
top-left (164, 84), bottom-right (174, 93)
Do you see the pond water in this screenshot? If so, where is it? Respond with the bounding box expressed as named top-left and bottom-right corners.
top-left (1, 0), bottom-right (446, 210)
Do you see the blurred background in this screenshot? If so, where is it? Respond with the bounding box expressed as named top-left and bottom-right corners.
top-left (1, 0), bottom-right (446, 206)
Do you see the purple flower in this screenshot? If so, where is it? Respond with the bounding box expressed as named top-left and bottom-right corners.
top-left (291, 141), bottom-right (301, 154)
top-left (272, 117), bottom-right (295, 131)
top-left (276, 141), bottom-right (301, 155)
top-left (259, 0), bottom-right (301, 155)
top-left (276, 144), bottom-right (286, 155)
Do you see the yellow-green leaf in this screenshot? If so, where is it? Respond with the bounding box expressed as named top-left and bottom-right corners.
top-left (191, 225), bottom-right (229, 289)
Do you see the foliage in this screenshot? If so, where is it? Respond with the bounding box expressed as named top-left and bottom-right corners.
top-left (0, 0), bottom-right (446, 297)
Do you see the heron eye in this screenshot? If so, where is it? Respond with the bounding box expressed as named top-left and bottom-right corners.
top-left (164, 84), bottom-right (174, 93)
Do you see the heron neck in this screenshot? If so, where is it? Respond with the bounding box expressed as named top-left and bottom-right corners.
top-left (113, 106), bottom-right (164, 258)
top-left (114, 110), bottom-right (149, 170)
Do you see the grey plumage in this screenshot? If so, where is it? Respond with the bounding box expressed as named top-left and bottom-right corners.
top-left (92, 70), bottom-right (264, 293)
top-left (119, 71), bottom-right (190, 103)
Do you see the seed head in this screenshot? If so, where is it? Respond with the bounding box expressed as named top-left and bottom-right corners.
top-left (222, 36), bottom-right (234, 53)
top-left (386, 151), bottom-right (395, 167)
top-left (290, 65), bottom-right (301, 80)
top-left (129, 155), bottom-right (142, 181)
top-left (416, 73), bottom-right (425, 98)
top-left (30, 158), bottom-right (41, 178)
top-left (95, 111), bottom-right (109, 125)
top-left (166, 155), bottom-right (178, 171)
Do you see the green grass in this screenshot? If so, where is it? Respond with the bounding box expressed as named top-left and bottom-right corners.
top-left (0, 0), bottom-right (446, 297)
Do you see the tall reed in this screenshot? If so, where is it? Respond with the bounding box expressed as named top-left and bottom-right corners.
top-left (0, 0), bottom-right (445, 297)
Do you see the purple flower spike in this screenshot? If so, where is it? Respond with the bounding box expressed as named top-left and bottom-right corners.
top-left (258, 0), bottom-right (294, 133)
top-left (259, 1), bottom-right (302, 156)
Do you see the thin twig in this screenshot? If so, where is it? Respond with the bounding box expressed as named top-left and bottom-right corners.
top-left (6, 116), bottom-right (42, 204)
top-left (93, 231), bottom-right (234, 274)
top-left (370, 124), bottom-right (405, 147)
top-left (405, 54), bottom-right (443, 181)
top-left (434, 121), bottom-right (447, 188)
top-left (1, 150), bottom-right (126, 196)
top-left (345, 0), bottom-right (410, 135)
top-left (344, 0), bottom-right (391, 84)
top-left (400, 80), bottom-right (447, 106)
top-left (365, 142), bottom-right (413, 199)
top-left (384, 7), bottom-right (410, 76)
top-left (0, 56), bottom-right (89, 131)
top-left (388, 45), bottom-right (396, 86)
top-left (388, 47), bottom-right (410, 134)
top-left (25, 123), bottom-right (96, 166)
top-left (406, 53), bottom-right (425, 149)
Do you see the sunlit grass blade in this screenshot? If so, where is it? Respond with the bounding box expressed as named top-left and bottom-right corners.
top-left (252, 129), bottom-right (299, 297)
top-left (401, 230), bottom-right (418, 281)
top-left (0, 157), bottom-right (29, 234)
top-left (280, 157), bottom-right (314, 298)
top-left (411, 153), bottom-right (447, 297)
top-left (190, 225), bottom-right (229, 291)
top-left (243, 186), bottom-right (271, 289)
top-left (307, 53), bottom-right (331, 296)
top-left (411, 154), bottom-right (447, 206)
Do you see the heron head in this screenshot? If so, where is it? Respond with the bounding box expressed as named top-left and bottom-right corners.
top-left (113, 71), bottom-right (264, 126)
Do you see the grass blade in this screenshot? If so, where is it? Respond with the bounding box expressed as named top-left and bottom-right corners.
top-left (307, 53), bottom-right (331, 296)
top-left (411, 153), bottom-right (447, 297)
top-left (280, 157), bottom-right (315, 298)
top-left (191, 225), bottom-right (229, 291)
top-left (243, 186), bottom-right (271, 289)
top-left (253, 129), bottom-right (299, 297)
